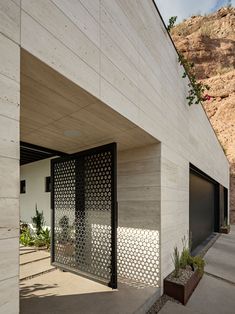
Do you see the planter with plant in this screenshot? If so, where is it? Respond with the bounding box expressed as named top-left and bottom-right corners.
top-left (219, 219), bottom-right (230, 234)
top-left (164, 237), bottom-right (205, 305)
top-left (57, 215), bottom-right (74, 257)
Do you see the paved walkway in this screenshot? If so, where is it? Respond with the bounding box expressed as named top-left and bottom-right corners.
top-left (20, 247), bottom-right (54, 281)
top-left (20, 246), bottom-right (160, 314)
top-left (159, 225), bottom-right (235, 314)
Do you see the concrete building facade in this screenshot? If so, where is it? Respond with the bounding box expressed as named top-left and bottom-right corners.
top-left (0, 1), bottom-right (229, 313)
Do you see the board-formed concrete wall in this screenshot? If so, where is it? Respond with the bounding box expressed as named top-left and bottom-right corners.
top-left (20, 0), bottom-right (229, 284)
top-left (20, 0), bottom-right (229, 183)
top-left (0, 1), bottom-right (20, 313)
top-left (117, 144), bottom-right (161, 286)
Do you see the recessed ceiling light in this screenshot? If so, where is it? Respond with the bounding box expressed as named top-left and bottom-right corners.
top-left (64, 130), bottom-right (81, 137)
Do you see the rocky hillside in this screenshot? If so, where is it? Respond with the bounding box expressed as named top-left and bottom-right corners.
top-left (171, 7), bottom-right (235, 223)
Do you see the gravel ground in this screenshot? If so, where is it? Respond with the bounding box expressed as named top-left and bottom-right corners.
top-left (167, 268), bottom-right (194, 285)
top-left (147, 294), bottom-right (180, 313)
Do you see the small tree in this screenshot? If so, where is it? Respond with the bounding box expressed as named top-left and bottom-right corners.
top-left (167, 16), bottom-right (177, 32)
top-left (31, 204), bottom-right (45, 235)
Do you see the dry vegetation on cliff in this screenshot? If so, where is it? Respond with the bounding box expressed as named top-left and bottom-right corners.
top-left (171, 7), bottom-right (235, 222)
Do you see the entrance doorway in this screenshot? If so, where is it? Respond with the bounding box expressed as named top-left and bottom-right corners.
top-left (51, 143), bottom-right (117, 288)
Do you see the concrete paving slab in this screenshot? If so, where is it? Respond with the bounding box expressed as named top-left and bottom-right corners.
top-left (158, 301), bottom-right (201, 314)
top-left (20, 250), bottom-right (50, 265)
top-left (205, 225), bottom-right (235, 283)
top-left (20, 270), bottom-right (160, 314)
top-left (20, 258), bottom-right (55, 280)
top-left (186, 274), bottom-right (235, 314)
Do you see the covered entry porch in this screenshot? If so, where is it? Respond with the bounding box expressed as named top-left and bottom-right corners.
top-left (20, 48), bottom-right (161, 311)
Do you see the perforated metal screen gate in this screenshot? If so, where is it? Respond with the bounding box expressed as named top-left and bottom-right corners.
top-left (51, 143), bottom-right (117, 288)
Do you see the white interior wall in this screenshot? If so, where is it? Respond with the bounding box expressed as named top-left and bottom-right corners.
top-left (20, 158), bottom-right (52, 227)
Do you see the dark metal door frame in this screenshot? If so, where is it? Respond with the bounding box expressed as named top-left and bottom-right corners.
top-left (51, 143), bottom-right (117, 289)
top-left (190, 164), bottom-right (229, 239)
top-left (224, 187), bottom-right (228, 224)
top-left (189, 164), bottom-right (219, 250)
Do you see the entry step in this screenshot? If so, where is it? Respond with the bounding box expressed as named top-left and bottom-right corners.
top-left (20, 258), bottom-right (55, 281)
top-left (20, 246), bottom-right (37, 255)
top-left (20, 250), bottom-right (50, 265)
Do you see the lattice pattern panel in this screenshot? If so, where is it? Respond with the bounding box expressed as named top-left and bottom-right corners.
top-left (74, 217), bottom-right (112, 280)
top-left (84, 151), bottom-right (112, 211)
top-left (52, 146), bottom-right (114, 285)
top-left (73, 151), bottom-right (112, 280)
top-left (118, 227), bottom-right (160, 287)
top-left (54, 159), bottom-right (76, 267)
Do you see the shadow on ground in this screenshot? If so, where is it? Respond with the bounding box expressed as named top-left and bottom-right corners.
top-left (20, 286), bottom-right (158, 314)
top-left (20, 283), bottom-right (58, 299)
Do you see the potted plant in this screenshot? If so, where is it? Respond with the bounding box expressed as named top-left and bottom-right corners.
top-left (219, 218), bottom-right (230, 234)
top-left (57, 215), bottom-right (74, 256)
top-left (164, 237), bottom-right (205, 305)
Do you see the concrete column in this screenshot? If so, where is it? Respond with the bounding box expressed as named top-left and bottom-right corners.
top-left (0, 1), bottom-right (20, 313)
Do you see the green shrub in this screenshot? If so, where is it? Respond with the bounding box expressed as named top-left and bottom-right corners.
top-left (192, 256), bottom-right (205, 275)
top-left (167, 16), bottom-right (177, 32)
top-left (34, 228), bottom-right (50, 249)
top-left (20, 228), bottom-right (35, 246)
top-left (180, 247), bottom-right (191, 269)
top-left (20, 221), bottom-right (29, 234)
top-left (180, 236), bottom-right (190, 269)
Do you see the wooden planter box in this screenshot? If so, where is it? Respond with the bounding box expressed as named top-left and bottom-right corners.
top-left (164, 269), bottom-right (203, 305)
top-left (220, 225), bottom-right (230, 234)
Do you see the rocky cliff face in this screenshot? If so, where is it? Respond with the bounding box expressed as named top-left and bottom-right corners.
top-left (171, 7), bottom-right (235, 223)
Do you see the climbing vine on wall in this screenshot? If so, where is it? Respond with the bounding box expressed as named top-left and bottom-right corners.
top-left (167, 16), bottom-right (210, 106)
top-left (178, 54), bottom-right (210, 106)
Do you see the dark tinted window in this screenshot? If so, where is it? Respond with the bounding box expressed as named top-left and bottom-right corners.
top-left (20, 180), bottom-right (26, 194)
top-left (45, 176), bottom-right (51, 192)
